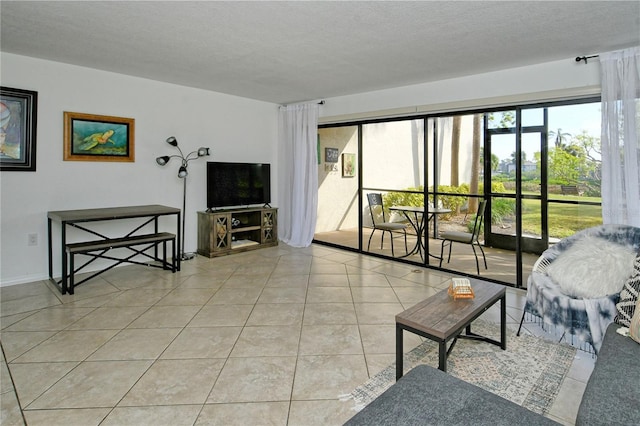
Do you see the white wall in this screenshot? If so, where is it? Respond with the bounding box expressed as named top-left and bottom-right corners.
top-left (319, 58), bottom-right (601, 121)
top-left (0, 53), bottom-right (278, 286)
top-left (317, 127), bottom-right (359, 231)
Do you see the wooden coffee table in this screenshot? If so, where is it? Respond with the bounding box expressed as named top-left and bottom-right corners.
top-left (395, 280), bottom-right (506, 379)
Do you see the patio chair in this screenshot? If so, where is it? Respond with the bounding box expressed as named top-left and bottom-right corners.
top-left (366, 193), bottom-right (408, 257)
top-left (439, 200), bottom-right (487, 274)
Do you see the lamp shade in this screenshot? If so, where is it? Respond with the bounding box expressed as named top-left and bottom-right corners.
top-left (178, 165), bottom-right (188, 178)
top-left (156, 156), bottom-right (170, 166)
top-left (198, 147), bottom-right (210, 157)
top-left (166, 136), bottom-right (178, 147)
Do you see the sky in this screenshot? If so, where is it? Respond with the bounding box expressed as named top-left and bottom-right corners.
top-left (491, 101), bottom-right (601, 162)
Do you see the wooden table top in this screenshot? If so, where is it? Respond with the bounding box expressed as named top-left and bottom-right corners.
top-left (395, 280), bottom-right (505, 341)
top-left (48, 205), bottom-right (180, 223)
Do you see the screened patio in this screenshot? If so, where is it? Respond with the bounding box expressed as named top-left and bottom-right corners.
top-left (314, 100), bottom-right (603, 288)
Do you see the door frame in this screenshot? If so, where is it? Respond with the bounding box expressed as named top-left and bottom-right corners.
top-left (483, 108), bottom-right (549, 255)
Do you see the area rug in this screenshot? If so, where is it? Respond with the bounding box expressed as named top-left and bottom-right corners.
top-left (344, 320), bottom-right (577, 415)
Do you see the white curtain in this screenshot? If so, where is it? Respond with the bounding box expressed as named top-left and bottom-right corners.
top-left (600, 46), bottom-right (640, 227)
top-left (278, 103), bottom-right (319, 247)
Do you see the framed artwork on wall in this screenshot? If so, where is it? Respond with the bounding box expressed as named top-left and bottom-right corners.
top-left (63, 111), bottom-right (135, 162)
top-left (325, 147), bottom-right (339, 163)
top-left (342, 153), bottom-right (356, 177)
top-left (0, 86), bottom-right (38, 171)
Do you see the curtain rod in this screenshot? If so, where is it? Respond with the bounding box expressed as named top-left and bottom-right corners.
top-left (575, 55), bottom-right (599, 64)
top-left (281, 99), bottom-right (325, 107)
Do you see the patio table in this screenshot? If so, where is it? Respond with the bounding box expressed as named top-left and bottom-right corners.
top-left (389, 205), bottom-right (451, 263)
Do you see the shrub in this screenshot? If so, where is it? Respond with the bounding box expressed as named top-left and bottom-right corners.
top-left (382, 187), bottom-right (424, 208)
top-left (465, 214), bottom-right (487, 234)
top-left (491, 198), bottom-right (516, 225)
top-left (381, 183), bottom-right (516, 225)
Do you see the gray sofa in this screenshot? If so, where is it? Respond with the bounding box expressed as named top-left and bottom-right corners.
top-left (576, 323), bottom-right (640, 425)
top-left (345, 323), bottom-right (639, 425)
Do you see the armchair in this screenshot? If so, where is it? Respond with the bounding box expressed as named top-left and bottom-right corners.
top-left (517, 224), bottom-right (640, 353)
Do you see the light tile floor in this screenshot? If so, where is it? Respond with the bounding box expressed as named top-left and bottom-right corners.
top-left (1, 243), bottom-right (593, 425)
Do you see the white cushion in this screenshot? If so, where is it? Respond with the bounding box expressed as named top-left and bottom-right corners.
top-left (546, 236), bottom-right (636, 298)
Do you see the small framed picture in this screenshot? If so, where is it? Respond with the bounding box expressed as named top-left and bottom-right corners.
top-left (342, 153), bottom-right (356, 177)
top-left (325, 147), bottom-right (339, 163)
top-left (63, 111), bottom-right (135, 162)
top-left (0, 86), bottom-right (38, 171)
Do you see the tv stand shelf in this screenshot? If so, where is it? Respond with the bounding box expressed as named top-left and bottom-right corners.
top-left (233, 225), bottom-right (261, 233)
top-left (197, 207), bottom-right (277, 257)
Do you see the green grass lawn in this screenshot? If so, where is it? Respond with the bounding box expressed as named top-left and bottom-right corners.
top-left (386, 188), bottom-right (603, 240)
top-left (522, 196), bottom-right (602, 239)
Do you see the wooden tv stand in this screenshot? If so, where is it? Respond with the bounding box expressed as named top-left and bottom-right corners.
top-left (197, 206), bottom-right (277, 257)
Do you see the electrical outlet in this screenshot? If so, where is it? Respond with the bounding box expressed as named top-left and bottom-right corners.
top-left (28, 233), bottom-right (38, 246)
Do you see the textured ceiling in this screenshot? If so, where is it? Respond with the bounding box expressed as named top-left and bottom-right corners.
top-left (1, 1), bottom-right (639, 104)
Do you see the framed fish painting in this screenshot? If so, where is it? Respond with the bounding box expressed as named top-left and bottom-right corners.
top-left (63, 111), bottom-right (135, 162)
top-left (0, 86), bottom-right (38, 171)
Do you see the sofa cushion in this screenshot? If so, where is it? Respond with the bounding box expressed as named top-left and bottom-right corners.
top-left (576, 323), bottom-right (640, 425)
top-left (546, 236), bottom-right (636, 298)
top-left (344, 365), bottom-right (559, 426)
top-left (615, 254), bottom-right (640, 327)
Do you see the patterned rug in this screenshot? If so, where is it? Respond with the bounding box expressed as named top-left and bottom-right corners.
top-left (345, 320), bottom-right (577, 415)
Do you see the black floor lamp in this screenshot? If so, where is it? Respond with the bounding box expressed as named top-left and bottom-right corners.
top-left (156, 136), bottom-right (210, 260)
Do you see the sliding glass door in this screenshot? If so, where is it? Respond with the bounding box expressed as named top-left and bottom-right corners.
top-left (315, 126), bottom-right (360, 250)
top-left (314, 97), bottom-right (602, 288)
top-left (485, 108), bottom-right (547, 254)
top-left (361, 119), bottom-right (425, 260)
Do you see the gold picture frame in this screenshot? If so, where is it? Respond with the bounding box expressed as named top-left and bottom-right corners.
top-left (63, 111), bottom-right (135, 162)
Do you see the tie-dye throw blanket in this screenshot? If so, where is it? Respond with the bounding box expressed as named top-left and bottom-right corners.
top-left (524, 224), bottom-right (640, 353)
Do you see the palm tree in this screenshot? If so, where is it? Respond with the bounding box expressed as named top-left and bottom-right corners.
top-left (469, 114), bottom-right (482, 213)
top-left (451, 116), bottom-right (461, 186)
top-left (549, 128), bottom-right (572, 149)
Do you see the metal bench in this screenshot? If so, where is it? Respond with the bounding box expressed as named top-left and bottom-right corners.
top-left (560, 185), bottom-right (584, 196)
top-left (66, 232), bottom-right (176, 294)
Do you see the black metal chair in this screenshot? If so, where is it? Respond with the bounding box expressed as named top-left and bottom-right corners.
top-left (439, 200), bottom-right (487, 274)
top-left (366, 193), bottom-right (408, 256)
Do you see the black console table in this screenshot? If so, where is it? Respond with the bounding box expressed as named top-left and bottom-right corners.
top-left (48, 205), bottom-right (181, 294)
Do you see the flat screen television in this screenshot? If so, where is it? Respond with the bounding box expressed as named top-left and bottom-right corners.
top-left (206, 162), bottom-right (271, 209)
